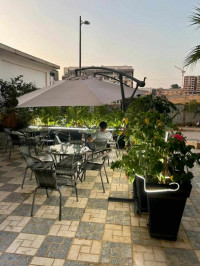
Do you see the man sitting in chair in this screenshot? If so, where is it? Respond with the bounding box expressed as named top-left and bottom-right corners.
top-left (87, 121), bottom-right (112, 150)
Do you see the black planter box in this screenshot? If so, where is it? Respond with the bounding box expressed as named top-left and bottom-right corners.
top-left (147, 182), bottom-right (192, 241)
top-left (134, 175), bottom-right (148, 214)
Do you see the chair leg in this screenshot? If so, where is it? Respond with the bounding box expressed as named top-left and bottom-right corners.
top-left (99, 170), bottom-right (105, 193)
top-left (57, 188), bottom-right (62, 221)
top-left (5, 141), bottom-right (8, 153)
top-left (81, 170), bottom-right (86, 181)
top-left (21, 167), bottom-right (28, 189)
top-left (73, 175), bottom-right (78, 202)
top-left (45, 189), bottom-right (49, 198)
top-left (104, 165), bottom-right (109, 183)
top-left (31, 187), bottom-right (39, 217)
top-left (9, 145), bottom-right (12, 159)
top-left (107, 155), bottom-right (110, 166)
top-left (30, 171), bottom-right (33, 180)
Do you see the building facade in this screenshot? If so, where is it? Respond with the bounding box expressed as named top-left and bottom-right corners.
top-left (155, 88), bottom-right (184, 96)
top-left (183, 76), bottom-right (197, 94)
top-left (196, 76), bottom-right (200, 94)
top-left (63, 65), bottom-right (134, 87)
top-left (0, 43), bottom-right (60, 88)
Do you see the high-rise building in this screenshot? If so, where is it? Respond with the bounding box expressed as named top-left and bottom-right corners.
top-left (196, 76), bottom-right (200, 94)
top-left (63, 66), bottom-right (134, 87)
top-left (183, 76), bottom-right (197, 94)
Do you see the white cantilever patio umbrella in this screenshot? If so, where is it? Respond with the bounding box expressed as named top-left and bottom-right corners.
top-left (17, 76), bottom-right (145, 108)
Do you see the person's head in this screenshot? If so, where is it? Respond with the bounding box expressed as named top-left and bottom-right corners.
top-left (99, 121), bottom-right (107, 131)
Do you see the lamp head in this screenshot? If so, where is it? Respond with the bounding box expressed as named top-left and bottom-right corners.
top-left (83, 20), bottom-right (90, 25)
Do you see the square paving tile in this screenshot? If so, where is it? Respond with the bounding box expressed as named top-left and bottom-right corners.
top-left (67, 238), bottom-right (101, 263)
top-left (71, 189), bottom-right (91, 198)
top-left (0, 231), bottom-right (18, 252)
top-left (7, 162), bottom-right (23, 167)
top-left (100, 241), bottom-right (132, 265)
top-left (36, 236), bottom-right (72, 259)
top-left (10, 204), bottom-right (40, 217)
top-left (183, 204), bottom-right (200, 217)
top-left (107, 210), bottom-right (131, 225)
top-left (131, 226), bottom-right (161, 246)
top-left (164, 247), bottom-right (199, 265)
top-left (109, 191), bottom-right (130, 198)
top-left (0, 214), bottom-right (7, 224)
top-left (86, 198), bottom-right (108, 210)
top-left (76, 222), bottom-right (104, 240)
top-left (0, 216), bottom-right (31, 232)
top-left (0, 184), bottom-right (20, 192)
top-left (186, 230), bottom-right (200, 249)
top-left (64, 261), bottom-right (87, 266)
top-left (62, 207), bottom-right (84, 221)
top-left (43, 196), bottom-right (68, 206)
top-left (3, 192), bottom-right (30, 203)
top-left (22, 218), bottom-right (55, 235)
top-left (0, 176), bottom-right (15, 183)
top-left (0, 253), bottom-right (32, 265)
top-left (191, 197), bottom-right (200, 210)
top-left (93, 182), bottom-right (110, 190)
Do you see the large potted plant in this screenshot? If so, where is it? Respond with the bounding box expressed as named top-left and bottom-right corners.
top-left (0, 76), bottom-right (37, 130)
top-left (111, 94), bottom-right (200, 240)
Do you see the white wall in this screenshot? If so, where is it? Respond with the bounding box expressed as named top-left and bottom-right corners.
top-left (0, 50), bottom-right (54, 88)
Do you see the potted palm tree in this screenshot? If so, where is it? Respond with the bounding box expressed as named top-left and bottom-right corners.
top-left (111, 94), bottom-right (200, 240)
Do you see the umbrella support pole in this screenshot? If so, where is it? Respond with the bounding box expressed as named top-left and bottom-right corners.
top-left (108, 197), bottom-right (135, 203)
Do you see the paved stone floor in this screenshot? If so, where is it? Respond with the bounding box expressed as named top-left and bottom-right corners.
top-left (0, 147), bottom-right (200, 265)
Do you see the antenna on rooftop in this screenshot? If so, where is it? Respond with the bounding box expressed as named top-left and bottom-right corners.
top-left (174, 66), bottom-right (186, 88)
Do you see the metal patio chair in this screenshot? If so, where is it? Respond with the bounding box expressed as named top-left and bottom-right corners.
top-left (7, 132), bottom-right (26, 159)
top-left (55, 154), bottom-right (83, 202)
top-left (80, 149), bottom-right (110, 193)
top-left (31, 169), bottom-right (69, 220)
top-left (20, 146), bottom-right (55, 188)
top-left (87, 139), bottom-right (110, 165)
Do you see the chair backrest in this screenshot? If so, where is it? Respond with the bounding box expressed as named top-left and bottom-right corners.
top-left (55, 134), bottom-right (63, 144)
top-left (20, 146), bottom-right (40, 167)
top-left (57, 154), bottom-right (82, 170)
top-left (4, 128), bottom-right (11, 134)
top-left (34, 169), bottom-right (57, 189)
top-left (70, 131), bottom-right (82, 141)
top-left (9, 133), bottom-right (25, 145)
top-left (39, 130), bottom-right (49, 139)
top-left (90, 139), bottom-right (108, 151)
top-left (4, 129), bottom-right (12, 141)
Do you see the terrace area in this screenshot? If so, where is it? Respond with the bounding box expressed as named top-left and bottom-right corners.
top-left (0, 134), bottom-right (200, 266)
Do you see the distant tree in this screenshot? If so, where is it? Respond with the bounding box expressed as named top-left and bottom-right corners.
top-left (170, 84), bottom-right (181, 89)
top-left (185, 6), bottom-right (200, 67)
top-left (184, 100), bottom-right (200, 118)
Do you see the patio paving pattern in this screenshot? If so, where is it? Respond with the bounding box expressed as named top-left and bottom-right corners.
top-left (0, 146), bottom-right (200, 265)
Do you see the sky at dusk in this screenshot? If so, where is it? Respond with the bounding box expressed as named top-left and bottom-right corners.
top-left (0, 0), bottom-right (200, 88)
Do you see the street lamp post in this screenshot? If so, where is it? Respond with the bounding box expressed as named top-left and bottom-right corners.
top-left (79, 16), bottom-right (90, 70)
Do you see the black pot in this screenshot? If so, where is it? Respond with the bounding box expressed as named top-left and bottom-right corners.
top-left (134, 175), bottom-right (148, 214)
top-left (147, 182), bottom-right (192, 241)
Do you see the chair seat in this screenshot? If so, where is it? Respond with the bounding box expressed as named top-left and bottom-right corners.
top-left (56, 176), bottom-right (76, 186)
top-left (32, 161), bottom-right (54, 169)
top-left (81, 161), bottom-right (102, 171)
top-left (55, 168), bottom-right (77, 176)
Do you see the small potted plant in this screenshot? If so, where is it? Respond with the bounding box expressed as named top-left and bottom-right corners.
top-left (111, 94), bottom-right (200, 240)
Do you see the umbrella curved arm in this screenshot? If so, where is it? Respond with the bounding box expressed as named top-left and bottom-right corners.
top-left (75, 66), bottom-right (146, 87)
top-left (93, 72), bottom-right (131, 87)
top-left (75, 66), bottom-right (146, 112)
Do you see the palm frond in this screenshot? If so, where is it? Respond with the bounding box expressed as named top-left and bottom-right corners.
top-left (190, 6), bottom-right (200, 28)
top-left (184, 45), bottom-right (200, 67)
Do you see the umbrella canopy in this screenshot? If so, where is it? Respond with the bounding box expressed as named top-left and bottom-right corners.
top-left (17, 76), bottom-right (146, 108)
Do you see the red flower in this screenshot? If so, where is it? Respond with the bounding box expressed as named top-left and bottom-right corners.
top-left (173, 134), bottom-right (183, 142)
top-left (122, 128), bottom-right (126, 135)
